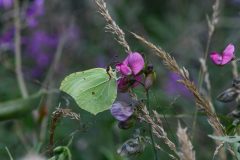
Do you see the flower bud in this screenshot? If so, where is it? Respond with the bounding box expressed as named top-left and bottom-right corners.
top-left (144, 64), bottom-right (156, 90)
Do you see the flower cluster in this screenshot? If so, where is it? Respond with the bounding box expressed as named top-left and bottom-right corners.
top-left (110, 52), bottom-right (149, 129)
top-left (0, 0), bottom-right (80, 78)
top-left (116, 52), bottom-right (144, 92)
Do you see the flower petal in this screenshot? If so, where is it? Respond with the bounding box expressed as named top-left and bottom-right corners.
top-left (132, 75), bottom-right (142, 88)
top-left (127, 52), bottom-right (144, 75)
top-left (210, 51), bottom-right (222, 65)
top-left (221, 43), bottom-right (235, 65)
top-left (116, 63), bottom-right (132, 75)
top-left (110, 101), bottom-right (134, 121)
top-left (117, 77), bottom-right (130, 92)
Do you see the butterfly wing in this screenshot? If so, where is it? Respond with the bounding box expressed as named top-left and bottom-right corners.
top-left (60, 68), bottom-right (117, 115)
top-left (210, 51), bottom-right (222, 65)
top-left (221, 44), bottom-right (235, 65)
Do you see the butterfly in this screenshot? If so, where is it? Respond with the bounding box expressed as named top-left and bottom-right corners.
top-left (210, 44), bottom-right (235, 66)
top-left (60, 68), bottom-right (117, 115)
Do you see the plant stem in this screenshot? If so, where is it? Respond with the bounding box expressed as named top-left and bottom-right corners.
top-left (14, 0), bottom-right (28, 98)
top-left (5, 147), bottom-right (14, 160)
top-left (146, 90), bottom-right (158, 160)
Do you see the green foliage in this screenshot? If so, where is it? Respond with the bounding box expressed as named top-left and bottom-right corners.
top-left (48, 146), bottom-right (72, 160)
top-left (60, 68), bottom-right (117, 115)
top-left (208, 135), bottom-right (240, 143)
top-left (0, 93), bottom-right (42, 121)
top-left (209, 135), bottom-right (240, 159)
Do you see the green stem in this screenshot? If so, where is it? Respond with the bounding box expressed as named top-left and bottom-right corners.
top-left (146, 90), bottom-right (158, 160)
top-left (192, 29), bottom-right (213, 140)
top-left (5, 147), bottom-right (13, 160)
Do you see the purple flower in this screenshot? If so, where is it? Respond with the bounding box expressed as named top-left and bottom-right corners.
top-left (26, 0), bottom-right (45, 27)
top-left (0, 0), bottom-right (13, 9)
top-left (0, 28), bottom-right (14, 50)
top-left (116, 52), bottom-right (144, 76)
top-left (23, 30), bottom-right (58, 78)
top-left (110, 101), bottom-right (134, 121)
top-left (164, 72), bottom-right (191, 97)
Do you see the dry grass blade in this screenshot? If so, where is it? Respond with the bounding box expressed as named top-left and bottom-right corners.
top-left (207, 0), bottom-right (220, 38)
top-left (48, 107), bottom-right (80, 154)
top-left (95, 0), bottom-right (131, 53)
top-left (132, 32), bottom-right (224, 136)
top-left (212, 142), bottom-right (224, 160)
top-left (138, 106), bottom-right (179, 159)
top-left (177, 122), bottom-right (195, 160)
top-left (199, 58), bottom-right (212, 98)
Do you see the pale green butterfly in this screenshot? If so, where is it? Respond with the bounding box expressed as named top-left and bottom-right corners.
top-left (60, 67), bottom-right (117, 115)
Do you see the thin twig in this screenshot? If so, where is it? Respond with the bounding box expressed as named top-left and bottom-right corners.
top-left (39, 35), bottom-right (66, 143)
top-left (138, 106), bottom-right (180, 159)
top-left (14, 0), bottom-right (29, 98)
top-left (232, 60), bottom-right (239, 79)
top-left (193, 0), bottom-right (220, 139)
top-left (146, 90), bottom-right (159, 160)
top-left (41, 35), bottom-right (66, 89)
top-left (48, 107), bottom-right (80, 155)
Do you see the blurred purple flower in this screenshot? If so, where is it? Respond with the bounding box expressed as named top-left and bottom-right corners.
top-left (231, 0), bottom-right (240, 5)
top-left (23, 30), bottom-right (58, 77)
top-left (0, 0), bottom-right (13, 9)
top-left (111, 101), bottom-right (134, 121)
top-left (0, 28), bottom-right (14, 50)
top-left (164, 72), bottom-right (191, 97)
top-left (26, 0), bottom-right (45, 27)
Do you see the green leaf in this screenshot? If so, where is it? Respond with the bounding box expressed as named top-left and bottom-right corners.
top-left (48, 146), bottom-right (72, 160)
top-left (208, 135), bottom-right (240, 143)
top-left (60, 68), bottom-right (117, 115)
top-left (0, 93), bottom-right (42, 121)
top-left (232, 143), bottom-right (240, 160)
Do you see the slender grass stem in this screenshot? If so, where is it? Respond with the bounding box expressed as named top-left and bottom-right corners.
top-left (14, 0), bottom-right (28, 98)
top-left (146, 90), bottom-right (158, 160)
top-left (192, 18), bottom-right (214, 140)
top-left (5, 147), bottom-right (14, 160)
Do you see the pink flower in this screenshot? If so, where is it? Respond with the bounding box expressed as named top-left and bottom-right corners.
top-left (116, 52), bottom-right (144, 92)
top-left (117, 75), bottom-right (142, 92)
top-left (116, 52), bottom-right (144, 76)
top-left (210, 44), bottom-right (235, 66)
